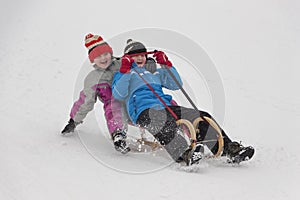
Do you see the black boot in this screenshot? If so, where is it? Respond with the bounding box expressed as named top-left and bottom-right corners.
top-left (225, 142), bottom-right (255, 164)
top-left (180, 143), bottom-right (204, 166)
top-left (112, 130), bottom-right (130, 154)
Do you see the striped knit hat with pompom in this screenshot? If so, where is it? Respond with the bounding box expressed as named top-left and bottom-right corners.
top-left (123, 39), bottom-right (147, 55)
top-left (85, 33), bottom-right (113, 63)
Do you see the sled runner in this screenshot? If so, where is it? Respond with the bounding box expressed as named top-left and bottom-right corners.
top-left (193, 116), bottom-right (224, 157)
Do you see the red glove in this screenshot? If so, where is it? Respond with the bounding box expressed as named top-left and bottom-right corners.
top-left (120, 55), bottom-right (134, 73)
top-left (153, 51), bottom-right (173, 68)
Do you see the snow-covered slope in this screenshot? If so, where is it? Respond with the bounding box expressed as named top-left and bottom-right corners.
top-left (1, 0), bottom-right (299, 199)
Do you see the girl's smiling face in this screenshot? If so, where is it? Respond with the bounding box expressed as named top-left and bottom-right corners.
top-left (93, 52), bottom-right (112, 69)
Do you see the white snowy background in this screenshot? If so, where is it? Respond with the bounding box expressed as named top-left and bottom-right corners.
top-left (1, 0), bottom-right (299, 199)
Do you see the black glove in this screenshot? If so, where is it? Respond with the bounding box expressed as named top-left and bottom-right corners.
top-left (112, 130), bottom-right (130, 154)
top-left (61, 118), bottom-right (77, 134)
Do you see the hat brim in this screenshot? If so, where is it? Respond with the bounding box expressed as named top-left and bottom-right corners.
top-left (126, 48), bottom-right (147, 55)
top-left (89, 45), bottom-right (113, 63)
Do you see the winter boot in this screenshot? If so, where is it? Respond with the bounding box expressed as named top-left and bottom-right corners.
top-left (226, 142), bottom-right (255, 164)
top-left (112, 130), bottom-right (130, 154)
top-left (180, 143), bottom-right (204, 166)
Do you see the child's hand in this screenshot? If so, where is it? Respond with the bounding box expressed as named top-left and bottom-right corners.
top-left (120, 55), bottom-right (134, 73)
top-left (153, 51), bottom-right (173, 68)
top-left (61, 118), bottom-right (77, 134)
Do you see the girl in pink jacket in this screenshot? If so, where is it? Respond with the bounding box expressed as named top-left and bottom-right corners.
top-left (61, 33), bottom-right (130, 154)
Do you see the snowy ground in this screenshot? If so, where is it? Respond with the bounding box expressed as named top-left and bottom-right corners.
top-left (1, 0), bottom-right (300, 199)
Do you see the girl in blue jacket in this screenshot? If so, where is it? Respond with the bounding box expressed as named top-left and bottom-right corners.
top-left (112, 39), bottom-right (254, 165)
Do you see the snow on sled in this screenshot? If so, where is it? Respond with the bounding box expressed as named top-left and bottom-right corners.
top-left (125, 116), bottom-right (224, 159)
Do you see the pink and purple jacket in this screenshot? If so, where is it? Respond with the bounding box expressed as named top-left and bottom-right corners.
top-left (70, 59), bottom-right (124, 135)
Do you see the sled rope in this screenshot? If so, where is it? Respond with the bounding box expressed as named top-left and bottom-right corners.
top-left (126, 51), bottom-right (156, 58)
top-left (165, 67), bottom-right (199, 111)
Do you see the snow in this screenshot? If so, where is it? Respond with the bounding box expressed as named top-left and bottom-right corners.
top-left (1, 0), bottom-right (300, 199)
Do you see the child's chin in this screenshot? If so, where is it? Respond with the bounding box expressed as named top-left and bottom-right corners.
top-left (97, 64), bottom-right (109, 69)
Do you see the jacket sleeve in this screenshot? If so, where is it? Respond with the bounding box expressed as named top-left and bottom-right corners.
top-left (158, 66), bottom-right (183, 90)
top-left (112, 72), bottom-right (131, 101)
top-left (70, 76), bottom-right (97, 123)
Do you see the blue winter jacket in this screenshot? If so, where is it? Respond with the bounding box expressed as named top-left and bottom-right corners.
top-left (112, 62), bottom-right (183, 124)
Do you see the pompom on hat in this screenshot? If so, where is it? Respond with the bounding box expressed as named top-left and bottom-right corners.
top-left (124, 39), bottom-right (147, 55)
top-left (85, 33), bottom-right (113, 63)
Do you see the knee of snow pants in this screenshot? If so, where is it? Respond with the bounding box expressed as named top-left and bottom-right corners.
top-left (136, 108), bottom-right (189, 161)
top-left (103, 98), bottom-right (125, 136)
